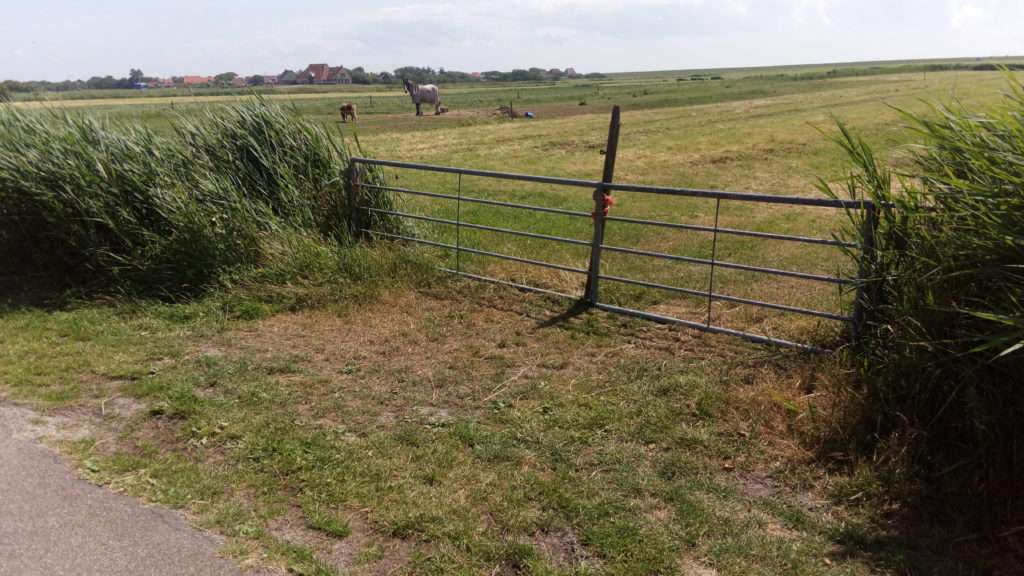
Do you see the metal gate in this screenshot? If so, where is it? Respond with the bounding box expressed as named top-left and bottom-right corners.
top-left (349, 107), bottom-right (875, 352)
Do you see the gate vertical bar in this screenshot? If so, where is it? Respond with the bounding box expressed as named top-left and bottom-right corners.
top-left (585, 105), bottom-right (621, 305)
top-left (706, 198), bottom-right (722, 326)
top-left (456, 173), bottom-right (463, 273)
top-left (347, 163), bottom-right (362, 240)
top-left (852, 202), bottom-right (878, 347)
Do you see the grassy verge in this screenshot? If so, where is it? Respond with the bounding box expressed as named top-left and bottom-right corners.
top-left (2, 276), bottom-right (897, 575)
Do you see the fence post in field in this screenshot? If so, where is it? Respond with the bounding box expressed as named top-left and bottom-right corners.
top-left (585, 105), bottom-right (621, 305)
top-left (851, 202), bottom-right (878, 347)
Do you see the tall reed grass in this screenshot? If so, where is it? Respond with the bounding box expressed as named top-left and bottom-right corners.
top-left (0, 100), bottom-right (396, 295)
top-left (823, 78), bottom-right (1024, 525)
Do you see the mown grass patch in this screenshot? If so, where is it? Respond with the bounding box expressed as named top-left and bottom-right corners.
top-left (3, 284), bottom-right (894, 575)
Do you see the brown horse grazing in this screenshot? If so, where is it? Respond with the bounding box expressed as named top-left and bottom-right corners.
top-left (339, 103), bottom-right (358, 123)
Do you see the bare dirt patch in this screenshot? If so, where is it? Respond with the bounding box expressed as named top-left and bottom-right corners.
top-left (268, 509), bottom-right (412, 575)
top-left (682, 559), bottom-right (720, 575)
top-left (0, 400), bottom-right (98, 444)
top-left (0, 389), bottom-right (145, 448)
top-left (533, 529), bottom-right (601, 573)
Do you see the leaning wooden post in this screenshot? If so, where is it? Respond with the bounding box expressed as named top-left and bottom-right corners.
top-left (584, 105), bottom-right (621, 305)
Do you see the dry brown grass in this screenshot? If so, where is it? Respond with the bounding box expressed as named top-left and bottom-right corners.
top-left (213, 285), bottom-right (735, 431)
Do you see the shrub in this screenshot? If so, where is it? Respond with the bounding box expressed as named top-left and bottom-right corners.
top-left (176, 101), bottom-right (349, 241)
top-left (0, 100), bottom-right (396, 296)
top-left (822, 79), bottom-right (1024, 524)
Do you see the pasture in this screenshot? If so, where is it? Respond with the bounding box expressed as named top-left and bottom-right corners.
top-left (1, 66), bottom-right (1019, 575)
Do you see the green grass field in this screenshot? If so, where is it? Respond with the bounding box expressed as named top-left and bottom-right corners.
top-left (2, 64), bottom-right (1020, 574)
top-left (22, 68), bottom-right (1016, 344)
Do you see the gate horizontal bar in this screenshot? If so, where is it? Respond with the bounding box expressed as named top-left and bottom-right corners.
top-left (605, 181), bottom-right (871, 209)
top-left (599, 274), bottom-right (851, 322)
top-left (363, 231), bottom-right (455, 251)
top-left (366, 230), bottom-right (589, 275)
top-left (439, 269), bottom-right (579, 301)
top-left (601, 244), bottom-right (854, 285)
top-left (592, 303), bottom-right (825, 353)
top-left (361, 184), bottom-right (591, 219)
top-left (353, 157), bottom-right (599, 189)
top-left (365, 207), bottom-right (591, 247)
top-left (365, 184), bottom-right (852, 248)
top-left (605, 214), bottom-right (856, 248)
top-left (353, 157), bottom-right (874, 209)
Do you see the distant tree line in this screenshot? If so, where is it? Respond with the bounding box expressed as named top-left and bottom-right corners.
top-left (387, 66), bottom-right (603, 84)
top-left (2, 68), bottom-right (154, 93)
top-left (1, 66), bottom-right (605, 94)
top-left (753, 62), bottom-right (1024, 82)
top-left (265, 66), bottom-right (602, 86)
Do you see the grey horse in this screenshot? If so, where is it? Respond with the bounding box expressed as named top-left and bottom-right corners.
top-left (403, 79), bottom-right (441, 116)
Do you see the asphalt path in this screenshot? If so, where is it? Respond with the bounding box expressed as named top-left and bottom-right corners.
top-left (0, 404), bottom-right (253, 576)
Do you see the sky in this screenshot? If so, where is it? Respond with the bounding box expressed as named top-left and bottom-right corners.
top-left (2, 0), bottom-right (1023, 81)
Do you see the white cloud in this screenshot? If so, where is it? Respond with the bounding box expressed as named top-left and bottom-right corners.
top-left (950, 0), bottom-right (987, 29)
top-left (791, 0), bottom-right (833, 26)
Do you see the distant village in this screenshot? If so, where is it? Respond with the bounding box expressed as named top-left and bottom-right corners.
top-left (144, 64), bottom-right (586, 89)
top-left (1, 64), bottom-right (598, 96)
top-left (0, 63), bottom-right (595, 96)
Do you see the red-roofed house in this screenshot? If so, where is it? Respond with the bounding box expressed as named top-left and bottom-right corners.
top-left (296, 63), bottom-right (352, 85)
top-left (300, 63), bottom-right (330, 84)
top-left (182, 75), bottom-right (212, 86)
top-left (327, 67), bottom-right (352, 84)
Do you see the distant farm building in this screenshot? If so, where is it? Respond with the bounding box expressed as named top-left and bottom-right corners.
top-left (329, 67), bottom-right (352, 84)
top-left (282, 63), bottom-right (354, 85)
top-left (182, 75), bottom-right (212, 86)
top-left (299, 63), bottom-right (329, 84)
top-left (277, 70), bottom-right (299, 84)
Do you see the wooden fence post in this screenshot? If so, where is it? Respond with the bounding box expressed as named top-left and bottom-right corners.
top-left (851, 202), bottom-right (878, 347)
top-left (585, 105), bottom-right (621, 305)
